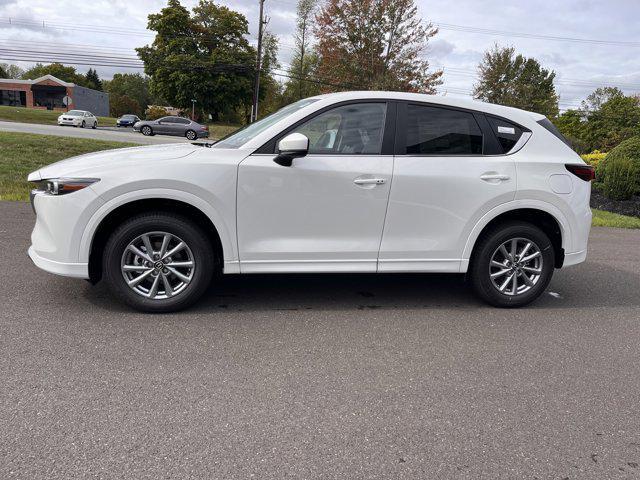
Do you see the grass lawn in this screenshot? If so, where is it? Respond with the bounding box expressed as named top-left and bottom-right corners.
top-left (591, 209), bottom-right (640, 229)
top-left (206, 123), bottom-right (241, 139)
top-left (0, 105), bottom-right (117, 127)
top-left (0, 132), bottom-right (136, 201)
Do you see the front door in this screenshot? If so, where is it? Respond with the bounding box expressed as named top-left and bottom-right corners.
top-left (237, 102), bottom-right (393, 273)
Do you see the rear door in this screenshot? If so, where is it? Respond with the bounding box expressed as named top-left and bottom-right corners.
top-left (378, 102), bottom-right (517, 272)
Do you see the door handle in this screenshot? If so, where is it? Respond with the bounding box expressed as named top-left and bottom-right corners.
top-left (480, 173), bottom-right (510, 182)
top-left (353, 178), bottom-right (386, 185)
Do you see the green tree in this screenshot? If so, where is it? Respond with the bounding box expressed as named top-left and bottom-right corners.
top-left (104, 73), bottom-right (152, 114)
top-left (283, 0), bottom-right (321, 101)
top-left (315, 0), bottom-right (442, 93)
top-left (0, 63), bottom-right (24, 79)
top-left (0, 64), bottom-right (6, 79)
top-left (84, 68), bottom-right (103, 91)
top-left (22, 63), bottom-right (88, 86)
top-left (110, 95), bottom-right (142, 118)
top-left (137, 0), bottom-right (257, 121)
top-left (473, 45), bottom-right (559, 118)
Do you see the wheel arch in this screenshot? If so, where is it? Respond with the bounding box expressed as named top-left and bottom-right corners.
top-left (462, 203), bottom-right (569, 272)
top-left (82, 191), bottom-right (234, 283)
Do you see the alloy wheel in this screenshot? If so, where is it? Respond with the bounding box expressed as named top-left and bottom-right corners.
top-left (186, 130), bottom-right (196, 140)
top-left (489, 237), bottom-right (543, 296)
top-left (120, 231), bottom-right (195, 300)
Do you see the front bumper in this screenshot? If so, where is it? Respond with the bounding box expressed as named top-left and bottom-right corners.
top-left (28, 246), bottom-right (88, 278)
top-left (28, 187), bottom-right (102, 280)
top-left (58, 119), bottom-right (81, 126)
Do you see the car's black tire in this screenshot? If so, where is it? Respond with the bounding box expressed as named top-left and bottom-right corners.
top-left (185, 129), bottom-right (197, 141)
top-left (81, 120), bottom-right (86, 128)
top-left (141, 125), bottom-right (153, 136)
top-left (469, 221), bottom-right (555, 308)
top-left (92, 122), bottom-right (97, 129)
top-left (103, 212), bottom-right (216, 313)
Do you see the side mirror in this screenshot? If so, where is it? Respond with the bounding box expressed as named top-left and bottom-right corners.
top-left (274, 133), bottom-right (309, 167)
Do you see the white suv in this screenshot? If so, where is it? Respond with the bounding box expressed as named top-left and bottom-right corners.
top-left (57, 110), bottom-right (98, 129)
top-left (28, 92), bottom-right (593, 312)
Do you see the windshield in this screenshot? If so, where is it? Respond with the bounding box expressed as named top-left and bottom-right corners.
top-left (67, 110), bottom-right (84, 116)
top-left (213, 98), bottom-right (319, 149)
top-left (122, 115), bottom-right (136, 119)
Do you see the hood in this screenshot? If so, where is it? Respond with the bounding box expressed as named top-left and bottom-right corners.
top-left (30, 143), bottom-right (200, 181)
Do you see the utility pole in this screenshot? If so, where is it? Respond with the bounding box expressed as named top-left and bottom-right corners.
top-left (191, 99), bottom-right (196, 120)
top-left (251, 0), bottom-right (266, 123)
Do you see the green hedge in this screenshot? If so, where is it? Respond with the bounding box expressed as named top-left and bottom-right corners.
top-left (602, 156), bottom-right (638, 200)
top-left (596, 136), bottom-right (640, 192)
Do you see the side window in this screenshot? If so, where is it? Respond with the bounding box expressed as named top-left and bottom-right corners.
top-left (177, 118), bottom-right (191, 125)
top-left (405, 105), bottom-right (483, 155)
top-left (487, 116), bottom-right (524, 153)
top-left (289, 103), bottom-right (387, 155)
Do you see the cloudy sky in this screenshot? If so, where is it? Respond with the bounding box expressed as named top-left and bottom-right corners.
top-left (1, 0), bottom-right (638, 110)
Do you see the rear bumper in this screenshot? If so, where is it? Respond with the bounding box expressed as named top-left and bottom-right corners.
top-left (28, 246), bottom-right (89, 278)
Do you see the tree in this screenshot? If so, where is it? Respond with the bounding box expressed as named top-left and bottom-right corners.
top-left (315, 0), bottom-right (442, 93)
top-left (103, 73), bottom-right (152, 115)
top-left (110, 95), bottom-right (142, 118)
top-left (256, 31), bottom-right (284, 117)
top-left (85, 68), bottom-right (103, 91)
top-left (0, 63), bottom-right (23, 79)
top-left (0, 64), bottom-right (6, 79)
top-left (473, 45), bottom-right (559, 118)
top-left (22, 63), bottom-right (88, 86)
top-left (137, 0), bottom-right (257, 121)
top-left (284, 0), bottom-right (321, 100)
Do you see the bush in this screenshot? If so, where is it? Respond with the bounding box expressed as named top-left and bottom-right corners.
top-left (145, 106), bottom-right (168, 120)
top-left (596, 136), bottom-right (640, 188)
top-left (602, 156), bottom-right (638, 200)
top-left (581, 152), bottom-right (606, 168)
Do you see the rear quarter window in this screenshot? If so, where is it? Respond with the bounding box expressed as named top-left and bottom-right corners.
top-left (537, 118), bottom-right (572, 148)
top-left (487, 116), bottom-right (525, 153)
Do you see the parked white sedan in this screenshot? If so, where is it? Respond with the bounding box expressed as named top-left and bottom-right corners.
top-left (29, 91), bottom-right (593, 312)
top-left (57, 110), bottom-right (98, 129)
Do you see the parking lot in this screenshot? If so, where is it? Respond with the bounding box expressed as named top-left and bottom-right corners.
top-left (2, 200), bottom-right (640, 479)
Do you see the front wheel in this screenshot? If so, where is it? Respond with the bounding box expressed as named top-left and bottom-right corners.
top-left (141, 125), bottom-right (153, 136)
top-left (81, 120), bottom-right (86, 128)
top-left (103, 213), bottom-right (215, 312)
top-left (469, 221), bottom-right (555, 308)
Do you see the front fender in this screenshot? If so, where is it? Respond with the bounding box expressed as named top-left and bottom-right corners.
top-left (78, 188), bottom-right (238, 271)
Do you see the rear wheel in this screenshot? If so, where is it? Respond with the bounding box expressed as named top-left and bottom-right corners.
top-left (141, 125), bottom-right (153, 136)
top-left (469, 221), bottom-right (555, 307)
top-left (185, 129), bottom-right (197, 141)
top-left (92, 121), bottom-right (97, 129)
top-left (103, 213), bottom-right (215, 312)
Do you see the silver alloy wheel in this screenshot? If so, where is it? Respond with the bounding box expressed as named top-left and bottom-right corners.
top-left (186, 130), bottom-right (196, 140)
top-left (489, 237), bottom-right (543, 296)
top-left (120, 231), bottom-right (195, 300)
top-left (142, 126), bottom-right (151, 135)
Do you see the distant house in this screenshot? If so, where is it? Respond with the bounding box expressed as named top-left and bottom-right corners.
top-left (0, 74), bottom-right (110, 117)
top-left (147, 105), bottom-right (182, 116)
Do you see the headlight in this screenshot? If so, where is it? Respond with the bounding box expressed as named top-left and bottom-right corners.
top-left (36, 178), bottom-right (100, 195)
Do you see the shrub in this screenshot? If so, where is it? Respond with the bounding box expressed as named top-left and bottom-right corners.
top-left (145, 105), bottom-right (168, 120)
top-left (596, 135), bottom-right (640, 188)
top-left (602, 156), bottom-right (638, 200)
top-left (581, 152), bottom-right (606, 168)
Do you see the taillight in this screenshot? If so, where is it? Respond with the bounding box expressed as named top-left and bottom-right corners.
top-left (565, 164), bottom-right (595, 182)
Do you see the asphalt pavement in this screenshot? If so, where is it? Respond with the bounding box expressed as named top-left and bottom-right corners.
top-left (0, 120), bottom-right (189, 145)
top-left (1, 200), bottom-right (640, 479)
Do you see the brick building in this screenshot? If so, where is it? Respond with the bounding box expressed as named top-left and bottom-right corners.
top-left (0, 74), bottom-right (110, 117)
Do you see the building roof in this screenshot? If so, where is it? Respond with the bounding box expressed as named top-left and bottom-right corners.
top-left (0, 74), bottom-right (75, 87)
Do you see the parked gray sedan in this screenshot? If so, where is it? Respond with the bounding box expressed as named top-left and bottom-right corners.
top-left (133, 116), bottom-right (209, 140)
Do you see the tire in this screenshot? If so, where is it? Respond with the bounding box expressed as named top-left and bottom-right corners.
top-left (469, 221), bottom-right (555, 308)
top-left (103, 212), bottom-right (216, 313)
top-left (141, 125), bottom-right (153, 136)
top-left (185, 129), bottom-right (197, 141)
top-left (92, 122), bottom-right (97, 129)
top-left (81, 120), bottom-right (86, 128)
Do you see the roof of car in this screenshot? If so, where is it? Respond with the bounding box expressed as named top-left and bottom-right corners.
top-left (308, 91), bottom-right (547, 124)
